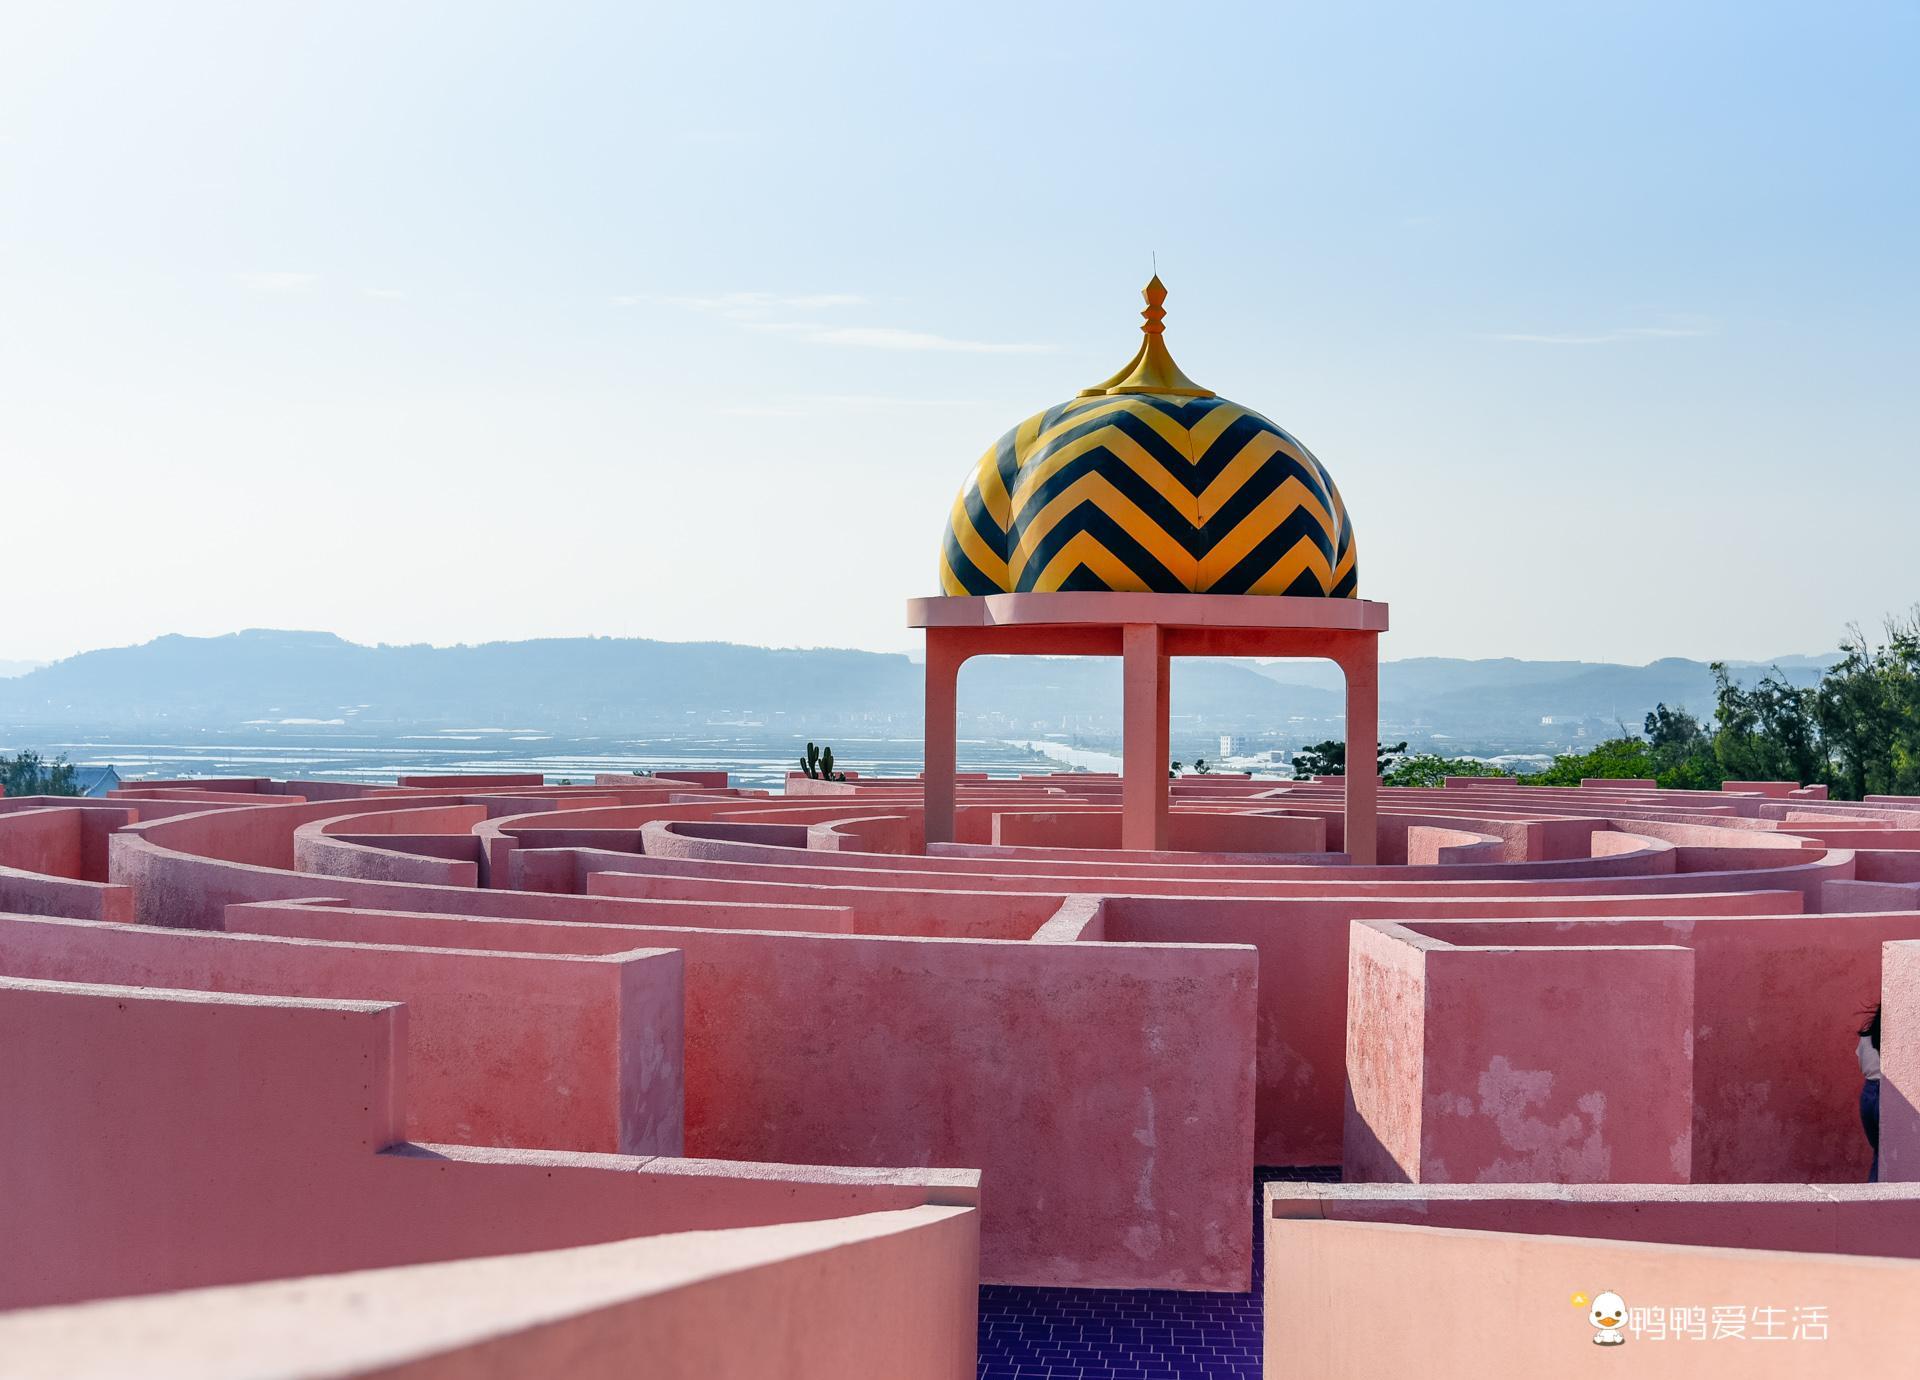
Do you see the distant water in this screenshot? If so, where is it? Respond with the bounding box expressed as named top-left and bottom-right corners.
top-left (1011, 738), bottom-right (1125, 773)
top-left (20, 729), bottom-right (1075, 792)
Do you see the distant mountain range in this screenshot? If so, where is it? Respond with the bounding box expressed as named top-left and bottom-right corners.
top-left (1254, 654), bottom-right (1837, 741)
top-left (0, 660), bottom-right (46, 679)
top-left (0, 629), bottom-right (1840, 754)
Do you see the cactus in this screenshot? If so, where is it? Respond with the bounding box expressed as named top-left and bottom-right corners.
top-left (799, 742), bottom-right (847, 783)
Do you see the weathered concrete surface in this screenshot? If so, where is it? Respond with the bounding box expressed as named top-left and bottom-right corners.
top-left (0, 1206), bottom-right (979, 1380)
top-left (1344, 921), bottom-right (1694, 1184)
top-left (0, 912), bottom-right (684, 1154)
top-left (1267, 1212), bottom-right (1920, 1378)
top-left (222, 897), bottom-right (1257, 1289)
top-left (0, 974), bottom-right (976, 1311)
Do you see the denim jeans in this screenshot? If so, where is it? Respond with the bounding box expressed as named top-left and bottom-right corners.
top-left (1861, 1079), bottom-right (1880, 1183)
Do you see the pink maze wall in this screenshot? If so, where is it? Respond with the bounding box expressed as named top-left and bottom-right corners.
top-left (0, 972), bottom-right (979, 1368)
top-left (7, 769), bottom-right (1920, 1343)
top-left (222, 897), bottom-right (1258, 1290)
top-left (1343, 920), bottom-right (1696, 1184)
top-left (0, 802), bottom-right (137, 919)
top-left (0, 913), bottom-right (684, 1155)
top-left (1268, 1202), bottom-right (1920, 1377)
top-left (1098, 888), bottom-right (1795, 1165)
top-left (0, 1207), bottom-right (981, 1380)
top-left (1352, 912), bottom-right (1920, 1182)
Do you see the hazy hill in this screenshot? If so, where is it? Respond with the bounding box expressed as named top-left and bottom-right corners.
top-left (0, 629), bottom-right (1335, 733)
top-left (1255, 653), bottom-right (1836, 726)
top-left (0, 629), bottom-right (1837, 746)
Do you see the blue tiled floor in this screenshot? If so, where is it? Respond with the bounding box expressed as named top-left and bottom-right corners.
top-left (977, 1167), bottom-right (1338, 1380)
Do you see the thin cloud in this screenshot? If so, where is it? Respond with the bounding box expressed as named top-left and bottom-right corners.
top-left (719, 394), bottom-right (985, 418)
top-left (237, 271), bottom-right (318, 294)
top-left (783, 325), bottom-right (1053, 354)
top-left (645, 291), bottom-right (1053, 353)
top-left (1480, 321), bottom-right (1714, 346)
top-left (659, 291), bottom-right (869, 318)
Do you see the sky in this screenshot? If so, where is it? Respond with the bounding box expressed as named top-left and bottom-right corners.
top-left (1, 1), bottom-right (1915, 666)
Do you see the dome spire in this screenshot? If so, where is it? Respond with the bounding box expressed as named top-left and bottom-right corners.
top-left (1083, 274), bottom-right (1214, 399)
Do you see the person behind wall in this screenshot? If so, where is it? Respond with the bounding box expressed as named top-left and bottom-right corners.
top-left (1859, 1003), bottom-right (1882, 1182)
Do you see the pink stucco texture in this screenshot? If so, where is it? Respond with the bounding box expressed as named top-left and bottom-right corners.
top-left (6, 765), bottom-right (1920, 1374)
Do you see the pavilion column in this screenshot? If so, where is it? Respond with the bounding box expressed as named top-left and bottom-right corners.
top-left (1339, 635), bottom-right (1380, 866)
top-left (1121, 623), bottom-right (1171, 852)
top-left (922, 633), bottom-right (963, 848)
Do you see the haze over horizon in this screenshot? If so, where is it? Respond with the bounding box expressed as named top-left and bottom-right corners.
top-left (3, 2), bottom-right (1914, 665)
top-left (0, 624), bottom-right (1858, 675)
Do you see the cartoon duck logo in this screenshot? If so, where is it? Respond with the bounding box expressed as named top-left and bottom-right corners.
top-left (1586, 1290), bottom-right (1628, 1346)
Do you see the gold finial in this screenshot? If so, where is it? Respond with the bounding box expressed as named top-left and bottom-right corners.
top-left (1082, 274), bottom-right (1213, 399)
top-left (1140, 274), bottom-right (1169, 334)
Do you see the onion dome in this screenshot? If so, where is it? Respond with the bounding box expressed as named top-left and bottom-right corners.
top-left (939, 277), bottom-right (1356, 597)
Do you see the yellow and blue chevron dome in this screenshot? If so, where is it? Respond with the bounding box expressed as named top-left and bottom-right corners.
top-left (939, 391), bottom-right (1358, 598)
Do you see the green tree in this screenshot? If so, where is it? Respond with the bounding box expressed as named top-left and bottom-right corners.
top-left (1642, 702), bottom-right (1722, 790)
top-left (1644, 703), bottom-right (1709, 756)
top-left (1519, 737), bottom-right (1659, 786)
top-left (1710, 662), bottom-right (1826, 787)
top-left (1816, 613), bottom-right (1920, 801)
top-left (1382, 754), bottom-right (1514, 788)
top-left (1290, 739), bottom-right (1408, 779)
top-left (0, 751), bottom-right (81, 797)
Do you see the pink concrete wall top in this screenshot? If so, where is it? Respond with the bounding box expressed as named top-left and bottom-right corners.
top-left (583, 863), bottom-right (1063, 941)
top-left (111, 802), bottom-right (855, 932)
top-left (313, 804), bottom-right (491, 836)
top-left (653, 769), bottom-right (732, 788)
top-left (988, 807), bottom-right (1326, 856)
top-left (113, 788), bottom-right (309, 805)
top-left (932, 839), bottom-right (1347, 868)
top-left (1268, 1179), bottom-right (1920, 1256)
top-left (807, 813), bottom-right (917, 854)
top-left (628, 811), bottom-right (1841, 897)
top-left (0, 1205), bottom-right (979, 1380)
top-left (397, 773), bottom-right (547, 788)
top-left (1723, 779), bottom-right (1803, 796)
top-left (1405, 824), bottom-right (1505, 866)
top-left (0, 864), bottom-right (136, 923)
top-left (296, 803), bottom-right (492, 884)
